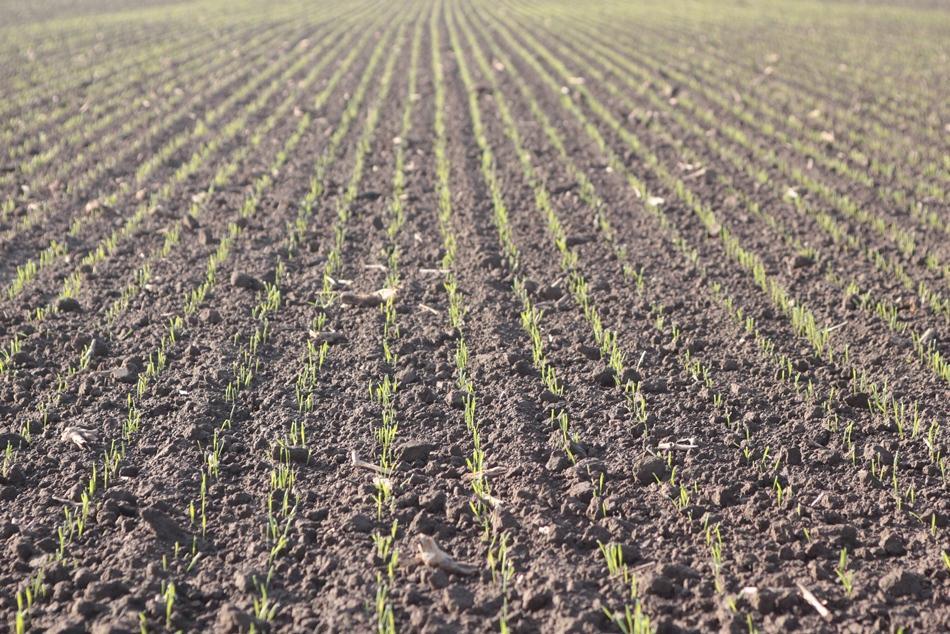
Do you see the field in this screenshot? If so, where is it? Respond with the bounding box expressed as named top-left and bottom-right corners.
top-left (0, 0), bottom-right (948, 631)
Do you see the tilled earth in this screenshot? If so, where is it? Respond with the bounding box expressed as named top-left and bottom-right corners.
top-left (1, 0), bottom-right (949, 632)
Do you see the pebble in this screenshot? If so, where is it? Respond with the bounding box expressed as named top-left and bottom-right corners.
top-left (140, 506), bottom-right (189, 543)
top-left (646, 574), bottom-right (675, 598)
top-left (396, 367), bottom-right (418, 384)
top-left (85, 580), bottom-right (128, 601)
top-left (789, 254), bottom-right (814, 269)
top-left (199, 308), bottom-right (222, 324)
top-left (641, 378), bottom-right (668, 394)
top-left (230, 271), bottom-right (263, 291)
top-left (415, 386), bottom-right (436, 404)
top-left (398, 440), bottom-right (435, 463)
top-left (445, 390), bottom-right (466, 408)
top-left (845, 391), bottom-right (871, 409)
top-left (112, 365), bottom-right (138, 384)
top-left (11, 351), bottom-right (32, 367)
top-left (863, 444), bottom-right (893, 465)
top-left (566, 481), bottom-right (594, 504)
top-left (348, 513), bottom-right (374, 533)
top-left (12, 536), bottom-right (35, 561)
top-left (546, 452), bottom-right (571, 472)
top-left (634, 456), bottom-right (669, 485)
top-left (880, 533), bottom-right (906, 557)
top-left (426, 569), bottom-right (449, 590)
top-left (339, 291), bottom-right (383, 307)
top-left (420, 490), bottom-right (446, 513)
top-left (57, 297), bottom-right (82, 313)
top-left (442, 585), bottom-right (474, 612)
top-left (215, 603), bottom-right (252, 633)
top-left (784, 446), bottom-right (803, 466)
top-left (878, 569), bottom-right (930, 599)
top-left (592, 368), bottom-right (615, 387)
top-left (274, 445), bottom-right (310, 464)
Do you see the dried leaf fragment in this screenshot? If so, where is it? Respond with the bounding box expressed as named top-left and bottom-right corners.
top-left (415, 536), bottom-right (477, 576)
top-left (61, 426), bottom-right (99, 450)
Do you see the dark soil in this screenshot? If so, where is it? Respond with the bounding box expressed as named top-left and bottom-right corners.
top-left (1, 1), bottom-right (948, 633)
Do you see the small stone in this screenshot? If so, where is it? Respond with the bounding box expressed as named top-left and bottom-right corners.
top-left (399, 440), bottom-right (435, 463)
top-left (140, 506), bottom-right (189, 543)
top-left (0, 432), bottom-right (29, 450)
top-left (879, 569), bottom-right (930, 599)
top-left (634, 456), bottom-right (669, 485)
top-left (309, 330), bottom-right (346, 345)
top-left (646, 574), bottom-right (675, 598)
top-left (442, 585), bottom-right (474, 612)
top-left (57, 297), bottom-right (82, 313)
top-left (339, 291), bottom-right (384, 307)
top-left (491, 508), bottom-right (518, 532)
top-left (538, 285), bottom-right (564, 301)
top-left (274, 445), bottom-right (310, 464)
top-left (112, 365), bottom-right (138, 384)
top-left (445, 390), bottom-right (466, 408)
top-left (184, 423), bottom-right (210, 442)
top-left (197, 229), bottom-right (213, 245)
top-left (199, 308), bottom-right (222, 324)
top-left (85, 580), bottom-right (128, 600)
top-left (592, 368), bottom-right (616, 387)
top-left (513, 359), bottom-right (536, 377)
top-left (216, 603), bottom-right (253, 633)
top-left (427, 569), bottom-right (449, 590)
top-left (641, 378), bottom-right (668, 394)
top-left (71, 600), bottom-right (103, 618)
top-left (349, 513), bottom-right (374, 533)
top-left (233, 571), bottom-right (256, 593)
top-left (396, 367), bottom-right (418, 384)
top-left (87, 338), bottom-right (109, 358)
top-left (845, 392), bottom-right (871, 409)
top-left (566, 481), bottom-right (594, 504)
top-left (880, 533), bottom-right (906, 557)
top-left (546, 452), bottom-right (571, 472)
top-left (420, 490), bottom-right (446, 513)
top-left (789, 254), bottom-right (814, 269)
top-left (12, 536), bottom-right (35, 561)
top-left (863, 444), bottom-right (893, 465)
top-left (230, 271), bottom-right (263, 291)
top-left (784, 446), bottom-right (802, 466)
top-left (416, 386), bottom-right (436, 404)
top-left (711, 485), bottom-right (739, 507)
top-left (12, 351), bottom-right (32, 367)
